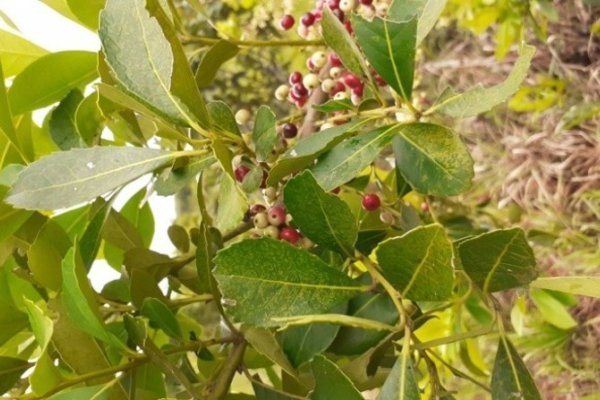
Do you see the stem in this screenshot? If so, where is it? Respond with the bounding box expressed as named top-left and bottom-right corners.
top-left (180, 36), bottom-right (325, 48)
top-left (31, 337), bottom-right (237, 400)
top-left (413, 324), bottom-right (497, 350)
top-left (273, 314), bottom-right (395, 332)
top-left (222, 221), bottom-right (253, 242)
top-left (359, 252), bottom-right (407, 331)
top-left (425, 348), bottom-right (492, 393)
top-left (205, 340), bottom-right (247, 400)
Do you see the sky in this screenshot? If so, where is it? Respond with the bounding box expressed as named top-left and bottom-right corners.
top-left (0, 0), bottom-right (177, 290)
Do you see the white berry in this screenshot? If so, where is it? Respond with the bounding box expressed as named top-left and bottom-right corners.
top-left (234, 109), bottom-right (251, 125)
top-left (310, 51), bottom-right (327, 69)
top-left (275, 84), bottom-right (290, 101)
top-left (334, 91), bottom-right (349, 101)
top-left (302, 73), bottom-right (320, 90)
top-left (339, 0), bottom-right (356, 12)
top-left (321, 78), bottom-right (336, 93)
top-left (329, 67), bottom-right (343, 79)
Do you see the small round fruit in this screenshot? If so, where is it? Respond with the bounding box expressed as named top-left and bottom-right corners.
top-left (321, 78), bottom-right (336, 93)
top-left (275, 84), bottom-right (290, 101)
top-left (339, 0), bottom-right (356, 12)
top-left (320, 122), bottom-right (335, 131)
top-left (279, 14), bottom-right (295, 30)
top-left (292, 83), bottom-right (309, 98)
top-left (329, 52), bottom-right (342, 67)
top-left (263, 225), bottom-right (280, 239)
top-left (379, 210), bottom-right (395, 225)
top-left (249, 203), bottom-right (267, 216)
top-left (300, 237), bottom-right (314, 249)
top-left (361, 193), bottom-right (381, 211)
top-left (253, 212), bottom-right (269, 229)
top-left (234, 109), bottom-right (251, 125)
top-left (359, 0), bottom-right (373, 4)
top-left (334, 91), bottom-right (349, 101)
top-left (342, 72), bottom-right (361, 88)
top-left (311, 51), bottom-right (327, 68)
top-left (234, 165), bottom-right (250, 182)
top-left (301, 12), bottom-right (316, 26)
top-left (302, 73), bottom-right (320, 90)
top-left (279, 227), bottom-right (300, 244)
top-left (328, 0), bottom-right (341, 10)
top-left (331, 81), bottom-right (346, 94)
top-left (351, 93), bottom-right (362, 106)
top-left (329, 67), bottom-right (343, 79)
top-left (282, 123), bottom-right (298, 139)
top-left (264, 187), bottom-right (277, 201)
top-left (268, 205), bottom-right (286, 226)
top-left (289, 71), bottom-right (302, 85)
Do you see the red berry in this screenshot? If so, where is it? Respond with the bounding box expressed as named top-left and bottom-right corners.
top-left (234, 165), bottom-right (250, 183)
top-left (361, 193), bottom-right (381, 211)
top-left (331, 187), bottom-right (341, 194)
top-left (332, 8), bottom-right (345, 21)
top-left (279, 227), bottom-right (300, 244)
top-left (268, 205), bottom-right (286, 226)
top-left (306, 58), bottom-right (316, 72)
top-left (331, 81), bottom-right (346, 95)
top-left (328, 0), bottom-right (341, 9)
top-left (280, 14), bottom-right (295, 30)
top-left (249, 203), bottom-right (266, 216)
top-left (289, 71), bottom-right (302, 85)
top-left (344, 20), bottom-right (353, 33)
top-left (282, 123), bottom-right (298, 139)
top-left (295, 98), bottom-right (307, 108)
top-left (359, 0), bottom-right (373, 4)
top-left (342, 72), bottom-right (361, 88)
top-left (292, 83), bottom-right (308, 98)
top-left (329, 52), bottom-right (342, 67)
top-left (352, 83), bottom-right (364, 97)
top-left (301, 12), bottom-right (316, 26)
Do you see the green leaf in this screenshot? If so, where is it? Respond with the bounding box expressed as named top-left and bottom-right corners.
top-left (311, 125), bottom-right (398, 192)
top-left (529, 289), bottom-right (577, 330)
top-left (27, 219), bottom-right (72, 291)
top-left (388, 0), bottom-right (447, 44)
top-left (214, 238), bottom-right (365, 327)
top-left (312, 99), bottom-right (354, 112)
top-left (207, 101), bottom-right (241, 137)
top-left (75, 92), bottom-right (105, 145)
top-left (61, 247), bottom-right (125, 349)
top-left (141, 297), bottom-right (182, 339)
top-left (283, 171), bottom-right (357, 255)
top-left (268, 121), bottom-right (363, 186)
top-left (195, 40), bottom-right (239, 89)
top-left (376, 224), bottom-right (454, 301)
top-left (100, 0), bottom-right (209, 127)
top-left (529, 276), bottom-right (600, 298)
top-left (155, 155), bottom-right (215, 196)
top-left (130, 269), bottom-right (168, 308)
top-left (7, 146), bottom-right (175, 211)
top-left (79, 199), bottom-right (112, 270)
top-left (0, 305), bottom-right (28, 347)
top-left (253, 105), bottom-right (278, 162)
top-left (49, 89), bottom-right (85, 150)
top-left (393, 123), bottom-right (474, 196)
top-left (321, 7), bottom-right (368, 77)
top-left (252, 380), bottom-right (298, 400)
top-left (8, 51), bottom-right (97, 115)
top-left (310, 355), bottom-right (363, 400)
top-left (377, 354), bottom-right (420, 400)
top-left (352, 15), bottom-right (417, 100)
top-left (66, 0), bottom-right (105, 30)
top-left (215, 173), bottom-right (246, 233)
top-left (46, 383), bottom-right (112, 400)
top-left (0, 29), bottom-right (48, 77)
top-left (23, 300), bottom-right (53, 351)
top-left (491, 337), bottom-right (541, 400)
top-left (30, 351), bottom-right (63, 396)
top-left (430, 45), bottom-right (536, 118)
top-left (458, 228), bottom-right (537, 293)
top-left (129, 363), bottom-right (166, 399)
top-left (0, 356), bottom-right (30, 395)
top-left (280, 305), bottom-right (343, 368)
top-left (244, 327), bottom-right (298, 380)
top-left (195, 221), bottom-right (218, 294)
top-left (330, 290), bottom-right (398, 355)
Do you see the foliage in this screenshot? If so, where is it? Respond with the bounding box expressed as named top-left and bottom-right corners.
top-left (0, 0), bottom-right (598, 399)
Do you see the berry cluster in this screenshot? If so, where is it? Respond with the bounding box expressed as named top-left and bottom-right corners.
top-left (248, 202), bottom-right (313, 249)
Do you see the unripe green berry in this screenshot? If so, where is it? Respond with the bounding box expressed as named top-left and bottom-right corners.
top-left (253, 212), bottom-right (269, 229)
top-left (263, 225), bottom-right (279, 239)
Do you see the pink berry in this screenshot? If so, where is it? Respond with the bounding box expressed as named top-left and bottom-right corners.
top-left (331, 81), bottom-right (346, 95)
top-left (352, 83), bottom-right (364, 97)
top-left (342, 72), bottom-right (361, 88)
top-left (289, 71), bottom-right (302, 85)
top-left (249, 203), bottom-right (266, 216)
top-left (282, 123), bottom-right (298, 139)
top-left (234, 165), bottom-right (250, 183)
top-left (301, 12), bottom-right (316, 27)
top-left (279, 227), bottom-right (300, 244)
top-left (280, 14), bottom-right (295, 30)
top-left (329, 53), bottom-right (342, 67)
top-left (268, 205), bottom-right (286, 226)
top-left (292, 83), bottom-right (308, 98)
top-left (306, 58), bottom-right (317, 72)
top-left (328, 0), bottom-right (341, 9)
top-left (361, 193), bottom-right (381, 211)
top-left (332, 8), bottom-right (345, 21)
top-left (360, 0), bottom-right (373, 4)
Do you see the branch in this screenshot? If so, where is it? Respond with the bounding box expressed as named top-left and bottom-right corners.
top-left (205, 340), bottom-right (247, 400)
top-left (180, 36), bottom-right (325, 48)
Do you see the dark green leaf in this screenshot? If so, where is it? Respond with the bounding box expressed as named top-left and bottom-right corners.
top-left (430, 45), bottom-right (536, 118)
top-left (141, 297), bottom-right (182, 339)
top-left (268, 121), bottom-right (363, 186)
top-left (167, 224), bottom-right (189, 253)
top-left (99, 0), bottom-right (209, 127)
top-left (0, 306), bottom-right (28, 347)
top-left (252, 380), bottom-right (298, 400)
top-left (49, 89), bottom-right (85, 150)
top-left (7, 146), bottom-right (175, 211)
top-left (195, 40), bottom-right (239, 88)
top-left (214, 238), bottom-right (365, 327)
top-left (129, 363), bottom-right (166, 400)
top-left (208, 101), bottom-right (241, 137)
top-left (196, 221), bottom-right (218, 294)
top-left (253, 105), bottom-right (277, 162)
top-left (0, 357), bottom-right (30, 395)
top-left (530, 277), bottom-right (600, 298)
top-left (75, 92), bottom-right (105, 145)
top-left (8, 51), bottom-right (97, 115)
top-left (393, 123), bottom-right (474, 196)
top-left (352, 15), bottom-right (417, 100)
top-left (458, 228), bottom-right (537, 293)
top-left (310, 355), bottom-right (362, 400)
top-left (388, 0), bottom-right (447, 44)
top-left (284, 171), bottom-right (357, 255)
top-left (46, 384), bottom-right (111, 400)
top-left (491, 337), bottom-right (541, 400)
top-left (130, 269), bottom-right (167, 309)
top-left (311, 125), bottom-right (398, 192)
top-left (154, 155), bottom-right (215, 196)
top-left (377, 353), bottom-right (420, 400)
top-left (79, 199), bottom-right (112, 270)
top-left (66, 0), bottom-right (105, 30)
top-left (376, 224), bottom-right (454, 301)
